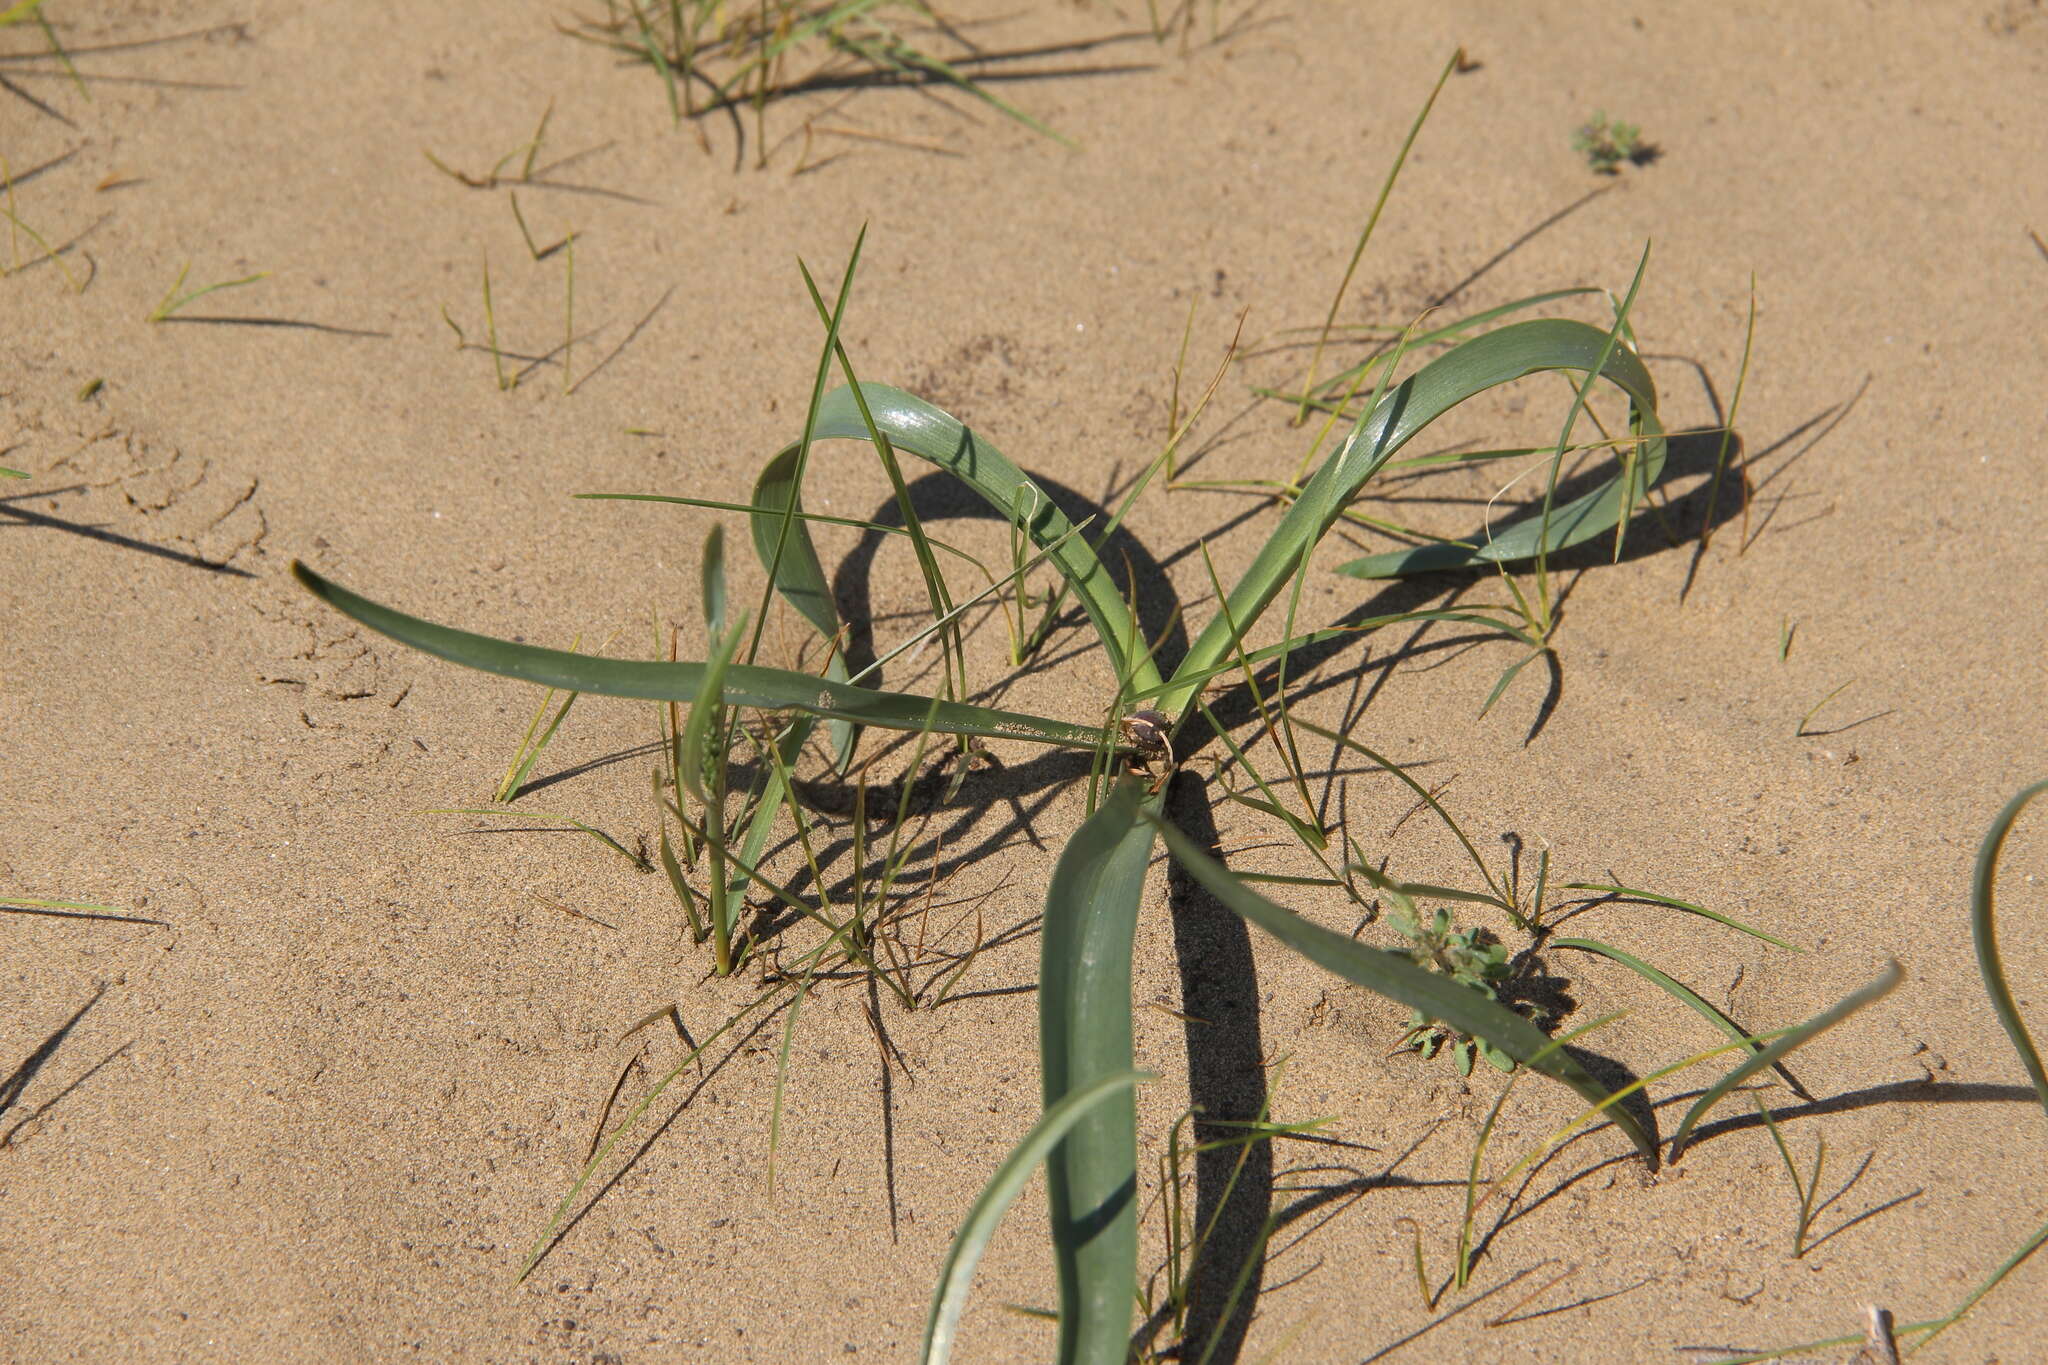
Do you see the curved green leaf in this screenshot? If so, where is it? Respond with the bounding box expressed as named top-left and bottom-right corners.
top-left (1150, 807), bottom-right (1659, 1169)
top-left (1331, 319), bottom-right (1667, 580)
top-left (750, 441), bottom-right (856, 768)
top-left (1972, 778), bottom-right (2048, 1118)
top-left (1040, 782), bottom-right (1156, 1363)
top-left (1163, 319), bottom-right (1665, 715)
top-left (1559, 881), bottom-right (1800, 951)
top-left (1552, 938), bottom-right (1809, 1099)
top-left (803, 384), bottom-right (1161, 701)
top-left (1669, 960), bottom-right (1904, 1160)
top-left (291, 562), bottom-right (1105, 749)
top-left (922, 1069), bottom-right (1155, 1365)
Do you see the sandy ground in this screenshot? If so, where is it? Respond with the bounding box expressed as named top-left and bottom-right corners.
top-left (5, 1), bottom-right (2048, 1360)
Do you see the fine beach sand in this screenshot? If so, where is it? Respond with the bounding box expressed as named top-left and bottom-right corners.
top-left (5, 2), bottom-right (2047, 1360)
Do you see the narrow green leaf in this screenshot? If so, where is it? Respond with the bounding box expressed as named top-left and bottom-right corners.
top-left (291, 563), bottom-right (1105, 749)
top-left (1149, 806), bottom-right (1659, 1168)
top-left (1350, 861), bottom-right (1513, 913)
top-left (1668, 961), bottom-right (1903, 1160)
top-left (922, 1071), bottom-right (1154, 1365)
top-left (1972, 778), bottom-right (2048, 1118)
top-left (1552, 938), bottom-right (1809, 1098)
top-left (431, 806), bottom-right (648, 871)
top-left (1166, 319), bottom-right (1666, 715)
top-left (1561, 882), bottom-right (1800, 951)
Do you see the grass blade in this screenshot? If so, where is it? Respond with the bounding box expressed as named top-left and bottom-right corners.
top-left (1971, 778), bottom-right (2048, 1116)
top-left (922, 1070), bottom-right (1154, 1364)
top-left (1552, 937), bottom-right (1809, 1098)
top-left (1560, 882), bottom-right (1799, 951)
top-left (1668, 961), bottom-right (1903, 1160)
top-left (1295, 50), bottom-right (1458, 423)
top-left (431, 807), bottom-right (649, 872)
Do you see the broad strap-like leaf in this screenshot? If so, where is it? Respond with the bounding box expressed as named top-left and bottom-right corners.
top-left (1332, 319), bottom-right (1668, 580)
top-left (797, 384), bottom-right (1162, 702)
top-left (1039, 782), bottom-right (1156, 1363)
top-left (921, 1070), bottom-right (1154, 1365)
top-left (751, 440), bottom-right (856, 767)
top-left (1150, 806), bottom-right (1661, 1169)
top-left (1164, 319), bottom-right (1666, 715)
top-left (292, 563), bottom-right (1105, 749)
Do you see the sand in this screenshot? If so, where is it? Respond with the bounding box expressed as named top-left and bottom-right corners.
top-left (5, 1), bottom-right (2047, 1360)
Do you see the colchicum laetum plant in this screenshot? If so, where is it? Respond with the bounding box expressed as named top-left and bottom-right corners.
top-left (291, 58), bottom-right (1925, 1365)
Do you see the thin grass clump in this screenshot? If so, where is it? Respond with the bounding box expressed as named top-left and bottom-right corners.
top-left (558, 0), bottom-right (1069, 167)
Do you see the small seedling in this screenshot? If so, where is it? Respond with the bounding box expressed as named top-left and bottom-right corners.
top-left (145, 261), bottom-right (268, 322)
top-left (1796, 678), bottom-right (1855, 736)
top-left (1756, 1095), bottom-right (1826, 1257)
top-left (423, 100), bottom-right (556, 190)
top-left (1574, 110), bottom-right (1647, 173)
top-left (1387, 904), bottom-right (1520, 1075)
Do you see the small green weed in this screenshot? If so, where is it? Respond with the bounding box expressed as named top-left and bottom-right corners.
top-left (1574, 109), bottom-right (1649, 173)
top-left (558, 0), bottom-right (1068, 167)
top-left (145, 261), bottom-right (268, 322)
top-left (1387, 906), bottom-right (1519, 1075)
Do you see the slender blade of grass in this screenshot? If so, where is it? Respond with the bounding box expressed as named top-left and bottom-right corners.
top-left (1295, 50), bottom-right (1458, 423)
top-left (1560, 882), bottom-right (1799, 951)
top-left (1971, 778), bottom-right (2048, 1116)
top-left (431, 806), bottom-right (650, 871)
top-left (1552, 938), bottom-right (1809, 1098)
top-left (1668, 961), bottom-right (1903, 1160)
top-left (1350, 862), bottom-right (1512, 913)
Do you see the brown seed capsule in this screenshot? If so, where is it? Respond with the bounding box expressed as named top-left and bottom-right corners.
top-left (1119, 708), bottom-right (1170, 760)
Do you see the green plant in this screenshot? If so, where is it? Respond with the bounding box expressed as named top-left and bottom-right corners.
top-left (290, 76), bottom-right (1883, 1365)
top-left (144, 261), bottom-right (268, 322)
top-left (1694, 779), bottom-right (2048, 1363)
top-left (296, 219), bottom-right (1684, 1340)
top-left (1387, 905), bottom-right (1518, 1075)
top-left (1574, 109), bottom-right (1645, 173)
top-left (558, 0), bottom-right (1068, 167)
top-left (293, 237), bottom-right (1845, 1354)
